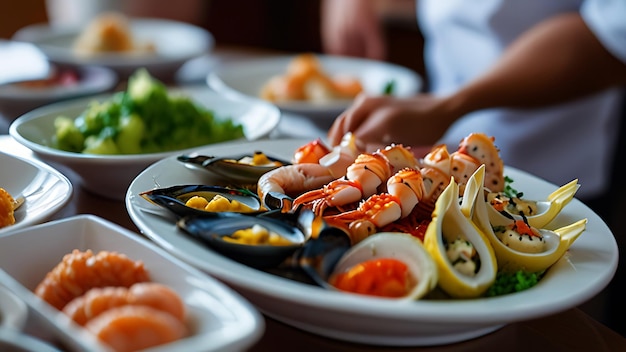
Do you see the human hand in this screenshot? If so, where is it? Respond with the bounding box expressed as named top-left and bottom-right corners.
top-left (320, 0), bottom-right (386, 60)
top-left (327, 93), bottom-right (457, 152)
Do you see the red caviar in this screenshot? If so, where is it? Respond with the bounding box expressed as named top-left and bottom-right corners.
top-left (330, 258), bottom-right (414, 298)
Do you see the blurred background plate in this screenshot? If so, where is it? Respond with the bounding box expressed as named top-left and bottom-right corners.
top-left (0, 151), bottom-right (72, 237)
top-left (13, 18), bottom-right (214, 81)
top-left (0, 64), bottom-right (117, 121)
top-left (8, 86), bottom-right (280, 200)
top-left (208, 54), bottom-right (422, 129)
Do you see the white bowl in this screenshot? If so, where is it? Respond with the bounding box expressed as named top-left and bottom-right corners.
top-left (0, 215), bottom-right (264, 352)
top-left (0, 151), bottom-right (72, 237)
top-left (0, 329), bottom-right (61, 352)
top-left (9, 87), bottom-right (280, 200)
top-left (126, 139), bottom-right (618, 346)
top-left (0, 65), bottom-right (117, 120)
top-left (208, 54), bottom-right (422, 128)
top-left (13, 18), bottom-right (214, 81)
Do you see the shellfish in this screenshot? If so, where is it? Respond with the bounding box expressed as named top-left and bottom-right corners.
top-left (177, 210), bottom-right (320, 269)
top-left (423, 176), bottom-right (498, 299)
top-left (460, 165), bottom-right (587, 273)
top-left (326, 232), bottom-right (438, 300)
top-left (177, 151), bottom-right (290, 184)
top-left (139, 185), bottom-right (264, 218)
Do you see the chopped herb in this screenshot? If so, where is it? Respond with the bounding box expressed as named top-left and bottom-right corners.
top-left (383, 80), bottom-right (396, 95)
top-left (503, 176), bottom-right (523, 199)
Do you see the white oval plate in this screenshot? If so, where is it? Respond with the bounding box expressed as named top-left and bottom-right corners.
top-left (208, 54), bottom-right (422, 123)
top-left (9, 86), bottom-right (280, 200)
top-left (0, 151), bottom-right (72, 236)
top-left (0, 215), bottom-right (264, 352)
top-left (125, 139), bottom-right (618, 346)
top-left (13, 19), bottom-right (214, 79)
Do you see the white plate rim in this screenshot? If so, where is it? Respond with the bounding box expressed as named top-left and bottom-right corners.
top-left (0, 151), bottom-right (72, 236)
top-left (125, 139), bottom-right (618, 345)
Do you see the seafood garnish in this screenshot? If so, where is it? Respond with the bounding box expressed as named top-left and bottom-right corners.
top-left (423, 176), bottom-right (498, 298)
top-left (460, 165), bottom-right (587, 273)
top-left (140, 185), bottom-right (264, 218)
top-left (177, 152), bottom-right (290, 184)
top-left (485, 179), bottom-right (580, 229)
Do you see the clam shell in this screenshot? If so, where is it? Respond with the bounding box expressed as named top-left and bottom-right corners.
top-left (423, 176), bottom-right (497, 298)
top-left (327, 232), bottom-right (438, 300)
top-left (178, 152), bottom-right (290, 184)
top-left (461, 165), bottom-right (587, 273)
top-left (140, 185), bottom-right (264, 218)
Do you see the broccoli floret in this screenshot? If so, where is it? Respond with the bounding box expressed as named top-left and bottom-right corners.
top-left (53, 116), bottom-right (85, 152)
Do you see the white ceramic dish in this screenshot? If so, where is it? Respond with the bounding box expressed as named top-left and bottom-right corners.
top-left (0, 151), bottom-right (72, 236)
top-left (208, 54), bottom-right (422, 126)
top-left (0, 65), bottom-right (117, 120)
top-left (13, 19), bottom-right (214, 81)
top-left (9, 86), bottom-right (280, 200)
top-left (0, 329), bottom-right (62, 352)
top-left (0, 285), bottom-right (28, 331)
top-left (0, 215), bottom-right (264, 352)
top-left (125, 139), bottom-right (618, 346)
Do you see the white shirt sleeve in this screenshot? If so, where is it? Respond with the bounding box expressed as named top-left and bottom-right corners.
top-left (581, 0), bottom-right (626, 63)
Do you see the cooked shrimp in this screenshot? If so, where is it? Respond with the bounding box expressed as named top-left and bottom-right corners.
top-left (62, 283), bottom-right (185, 325)
top-left (257, 163), bottom-right (335, 207)
top-left (85, 305), bottom-right (187, 352)
top-left (63, 286), bottom-right (129, 326)
top-left (35, 250), bottom-right (150, 310)
top-left (456, 133), bottom-right (504, 192)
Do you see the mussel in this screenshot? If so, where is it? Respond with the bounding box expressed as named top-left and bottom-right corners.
top-left (177, 211), bottom-right (311, 269)
top-left (423, 176), bottom-right (498, 299)
top-left (177, 152), bottom-right (291, 184)
top-left (139, 185), bottom-right (264, 218)
top-left (485, 178), bottom-right (580, 229)
top-left (461, 165), bottom-right (587, 273)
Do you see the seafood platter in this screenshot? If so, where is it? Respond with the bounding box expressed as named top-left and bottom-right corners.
top-left (126, 133), bottom-right (618, 346)
top-left (0, 215), bottom-right (264, 351)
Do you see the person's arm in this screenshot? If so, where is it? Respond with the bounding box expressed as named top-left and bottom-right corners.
top-left (320, 0), bottom-right (386, 60)
top-left (328, 12), bottom-right (626, 149)
top-left (444, 12), bottom-right (626, 118)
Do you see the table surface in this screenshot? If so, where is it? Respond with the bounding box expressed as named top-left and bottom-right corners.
top-left (1, 46), bottom-right (625, 351)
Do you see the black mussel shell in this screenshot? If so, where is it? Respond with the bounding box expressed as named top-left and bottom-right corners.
top-left (177, 213), bottom-right (306, 269)
top-left (177, 152), bottom-right (291, 184)
top-left (297, 227), bottom-right (352, 289)
top-left (140, 185), bottom-right (264, 218)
